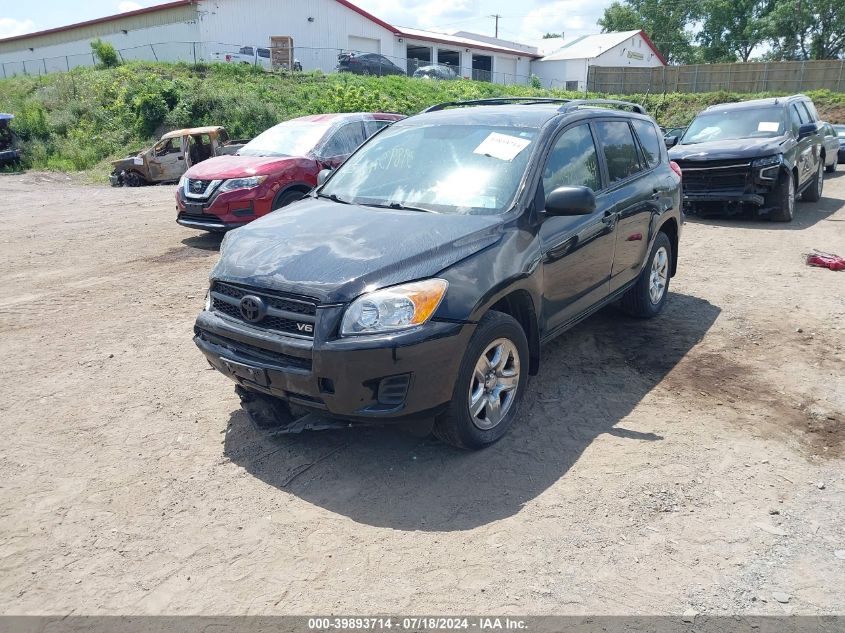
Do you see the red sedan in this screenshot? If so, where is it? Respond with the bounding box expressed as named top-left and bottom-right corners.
top-left (176, 112), bottom-right (405, 232)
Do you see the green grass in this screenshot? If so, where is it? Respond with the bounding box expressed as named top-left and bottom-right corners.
top-left (1, 62), bottom-right (844, 178)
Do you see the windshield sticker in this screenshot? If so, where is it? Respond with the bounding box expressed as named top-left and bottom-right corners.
top-left (473, 133), bottom-right (532, 161)
top-left (758, 121), bottom-right (780, 132)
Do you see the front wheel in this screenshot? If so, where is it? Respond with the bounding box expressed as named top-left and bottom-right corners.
top-left (433, 311), bottom-right (529, 449)
top-left (620, 231), bottom-right (673, 318)
top-left (825, 159), bottom-right (836, 174)
top-left (271, 189), bottom-right (305, 211)
top-left (769, 169), bottom-right (795, 222)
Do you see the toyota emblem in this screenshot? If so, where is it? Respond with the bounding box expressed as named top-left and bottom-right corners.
top-left (239, 295), bottom-right (266, 323)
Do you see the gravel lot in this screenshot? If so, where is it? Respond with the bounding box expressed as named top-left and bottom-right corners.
top-left (0, 170), bottom-right (843, 616)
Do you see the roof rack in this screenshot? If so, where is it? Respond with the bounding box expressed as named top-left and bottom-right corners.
top-left (423, 97), bottom-right (572, 113)
top-left (558, 99), bottom-right (648, 114)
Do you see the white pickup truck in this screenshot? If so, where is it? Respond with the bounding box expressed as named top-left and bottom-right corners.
top-left (211, 46), bottom-right (272, 69)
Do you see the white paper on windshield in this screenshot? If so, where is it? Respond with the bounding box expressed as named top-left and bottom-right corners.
top-left (474, 133), bottom-right (532, 161)
top-left (133, 156), bottom-right (144, 165)
top-left (758, 121), bottom-right (780, 132)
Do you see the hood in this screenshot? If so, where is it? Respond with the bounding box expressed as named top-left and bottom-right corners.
top-left (111, 147), bottom-right (149, 167)
top-left (212, 197), bottom-right (503, 304)
top-left (184, 154), bottom-right (308, 179)
top-left (669, 136), bottom-right (790, 162)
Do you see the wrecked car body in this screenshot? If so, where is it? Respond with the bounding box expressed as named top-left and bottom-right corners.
top-left (109, 126), bottom-right (249, 186)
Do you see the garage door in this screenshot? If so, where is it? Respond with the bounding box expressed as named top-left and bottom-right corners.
top-left (349, 36), bottom-right (380, 54)
top-left (496, 57), bottom-right (517, 83)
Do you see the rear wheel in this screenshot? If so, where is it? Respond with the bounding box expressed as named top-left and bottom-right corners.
top-left (620, 231), bottom-right (672, 318)
top-left (769, 169), bottom-right (795, 222)
top-left (271, 189), bottom-right (306, 211)
top-left (124, 171), bottom-right (146, 187)
top-left (801, 159), bottom-right (824, 202)
top-left (433, 311), bottom-right (529, 449)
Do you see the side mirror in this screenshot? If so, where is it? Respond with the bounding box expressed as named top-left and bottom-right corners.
top-left (545, 186), bottom-right (596, 216)
top-left (798, 122), bottom-right (818, 140)
top-left (664, 135), bottom-right (679, 148)
top-left (317, 168), bottom-right (333, 187)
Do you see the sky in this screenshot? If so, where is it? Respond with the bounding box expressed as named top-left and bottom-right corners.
top-left (0, 0), bottom-right (614, 45)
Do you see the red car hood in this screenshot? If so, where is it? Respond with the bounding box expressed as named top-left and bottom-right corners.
top-left (184, 154), bottom-right (308, 179)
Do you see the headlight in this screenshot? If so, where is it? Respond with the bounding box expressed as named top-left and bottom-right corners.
top-left (204, 289), bottom-right (212, 311)
top-left (178, 175), bottom-right (186, 187)
top-left (340, 279), bottom-right (449, 336)
top-left (752, 155), bottom-right (782, 168)
top-left (219, 175), bottom-right (268, 192)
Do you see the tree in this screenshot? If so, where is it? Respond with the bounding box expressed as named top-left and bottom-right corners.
top-left (764, 0), bottom-right (845, 59)
top-left (598, 0), bottom-right (699, 64)
top-left (90, 39), bottom-right (120, 68)
top-left (542, 32), bottom-right (563, 39)
top-left (696, 0), bottom-right (773, 62)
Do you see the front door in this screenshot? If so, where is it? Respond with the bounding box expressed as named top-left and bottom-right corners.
top-left (539, 122), bottom-right (616, 334)
top-left (147, 137), bottom-right (186, 182)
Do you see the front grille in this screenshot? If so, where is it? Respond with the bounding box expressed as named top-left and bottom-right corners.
top-left (211, 281), bottom-right (318, 338)
top-left (187, 179), bottom-right (214, 196)
top-left (179, 212), bottom-right (223, 224)
top-left (676, 160), bottom-right (751, 193)
top-left (198, 330), bottom-right (312, 371)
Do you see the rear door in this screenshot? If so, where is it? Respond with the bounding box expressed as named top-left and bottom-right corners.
top-left (538, 122), bottom-right (616, 332)
top-left (609, 118), bottom-right (670, 291)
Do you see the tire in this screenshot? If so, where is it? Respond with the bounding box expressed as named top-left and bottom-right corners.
top-left (125, 171), bottom-right (145, 187)
top-left (801, 159), bottom-right (824, 203)
top-left (271, 189), bottom-right (305, 211)
top-left (620, 231), bottom-right (673, 318)
top-left (769, 169), bottom-right (795, 222)
top-left (825, 159), bottom-right (836, 174)
top-left (433, 311), bottom-right (529, 450)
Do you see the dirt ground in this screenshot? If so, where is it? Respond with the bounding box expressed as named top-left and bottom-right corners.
top-left (0, 170), bottom-right (843, 616)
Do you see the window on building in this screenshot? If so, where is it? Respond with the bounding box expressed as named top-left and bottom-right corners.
top-left (565, 80), bottom-right (579, 91)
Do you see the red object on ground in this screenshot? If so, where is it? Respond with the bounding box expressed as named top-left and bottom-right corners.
top-left (806, 251), bottom-right (845, 271)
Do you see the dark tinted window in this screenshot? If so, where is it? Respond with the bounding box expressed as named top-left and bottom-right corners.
top-left (791, 104), bottom-right (807, 126)
top-left (543, 124), bottom-right (601, 193)
top-left (322, 121), bottom-right (366, 157)
top-left (632, 119), bottom-right (661, 168)
top-left (595, 121), bottom-right (642, 183)
top-left (257, 48), bottom-right (270, 59)
top-left (801, 101), bottom-right (819, 122)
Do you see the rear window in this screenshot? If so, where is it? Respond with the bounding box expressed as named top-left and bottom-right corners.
top-left (595, 121), bottom-right (642, 184)
top-left (631, 119), bottom-right (661, 168)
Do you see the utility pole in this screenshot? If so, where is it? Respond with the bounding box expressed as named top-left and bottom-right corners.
top-left (491, 14), bottom-right (501, 39)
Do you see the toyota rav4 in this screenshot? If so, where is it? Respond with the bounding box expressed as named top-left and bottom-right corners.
top-left (193, 98), bottom-right (683, 449)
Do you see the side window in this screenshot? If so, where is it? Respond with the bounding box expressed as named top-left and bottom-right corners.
top-left (542, 124), bottom-right (601, 195)
top-left (631, 119), bottom-right (661, 168)
top-left (802, 101), bottom-right (819, 122)
top-left (595, 121), bottom-right (642, 184)
top-left (154, 139), bottom-right (180, 156)
top-left (788, 105), bottom-right (803, 133)
top-left (322, 122), bottom-right (366, 157)
top-left (257, 48), bottom-right (270, 59)
top-left (363, 119), bottom-right (391, 138)
top-left (791, 103), bottom-right (807, 124)
top-left (240, 46), bottom-right (254, 56)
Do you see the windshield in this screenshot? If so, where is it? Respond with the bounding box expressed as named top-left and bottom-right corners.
top-left (238, 120), bottom-right (334, 157)
top-left (681, 107), bottom-right (786, 144)
top-left (320, 124), bottom-right (538, 215)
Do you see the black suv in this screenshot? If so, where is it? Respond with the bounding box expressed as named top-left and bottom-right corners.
top-left (668, 94), bottom-right (825, 222)
top-left (194, 98), bottom-right (682, 448)
top-left (336, 52), bottom-right (405, 76)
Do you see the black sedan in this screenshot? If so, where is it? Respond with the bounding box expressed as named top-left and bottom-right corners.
top-left (337, 52), bottom-right (405, 76)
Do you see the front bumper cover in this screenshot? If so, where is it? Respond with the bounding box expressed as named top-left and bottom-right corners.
top-left (194, 309), bottom-right (473, 421)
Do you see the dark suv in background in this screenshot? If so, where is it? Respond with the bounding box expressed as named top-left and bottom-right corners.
top-left (337, 52), bottom-right (405, 76)
top-left (194, 98), bottom-right (682, 449)
top-left (668, 95), bottom-right (825, 222)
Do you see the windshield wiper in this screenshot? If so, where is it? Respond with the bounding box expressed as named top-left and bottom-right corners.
top-left (316, 192), bottom-right (350, 204)
top-left (362, 201), bottom-right (438, 214)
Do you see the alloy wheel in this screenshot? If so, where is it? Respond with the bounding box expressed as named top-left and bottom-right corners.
top-left (468, 338), bottom-right (520, 430)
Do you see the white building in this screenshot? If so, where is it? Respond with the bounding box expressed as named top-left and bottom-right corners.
top-left (0, 0), bottom-right (539, 84)
top-left (531, 30), bottom-right (666, 91)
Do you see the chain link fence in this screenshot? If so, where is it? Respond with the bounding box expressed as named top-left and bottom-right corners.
top-left (0, 41), bottom-right (533, 86)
